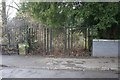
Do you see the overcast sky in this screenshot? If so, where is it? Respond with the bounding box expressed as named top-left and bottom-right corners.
top-left (0, 0), bottom-right (20, 19)
top-left (7, 0), bottom-right (20, 19)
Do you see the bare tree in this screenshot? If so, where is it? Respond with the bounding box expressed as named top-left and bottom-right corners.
top-left (6, 0), bottom-right (20, 20)
top-left (2, 1), bottom-right (7, 35)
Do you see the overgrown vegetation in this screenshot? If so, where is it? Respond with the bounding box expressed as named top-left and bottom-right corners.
top-left (1, 2), bottom-right (120, 56)
top-left (19, 2), bottom-right (120, 39)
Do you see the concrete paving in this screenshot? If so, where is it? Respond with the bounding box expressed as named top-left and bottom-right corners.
top-left (1, 67), bottom-right (119, 78)
top-left (1, 55), bottom-right (119, 71)
top-left (0, 55), bottom-right (119, 78)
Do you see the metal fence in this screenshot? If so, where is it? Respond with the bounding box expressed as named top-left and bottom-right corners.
top-left (2, 23), bottom-right (91, 56)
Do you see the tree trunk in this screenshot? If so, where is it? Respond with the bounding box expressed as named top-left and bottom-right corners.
top-left (71, 31), bottom-right (73, 51)
top-left (64, 28), bottom-right (67, 54)
top-left (68, 28), bottom-right (70, 55)
top-left (50, 28), bottom-right (53, 52)
top-left (2, 1), bottom-right (7, 36)
top-left (88, 28), bottom-right (91, 52)
top-left (84, 29), bottom-right (87, 50)
top-left (47, 28), bottom-right (49, 53)
top-left (44, 28), bottom-right (46, 53)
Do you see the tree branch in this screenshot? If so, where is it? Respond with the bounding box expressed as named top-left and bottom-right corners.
top-left (13, 1), bottom-right (20, 8)
top-left (7, 5), bottom-right (19, 11)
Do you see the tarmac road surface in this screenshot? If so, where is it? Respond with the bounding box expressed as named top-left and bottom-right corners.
top-left (1, 67), bottom-right (119, 78)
